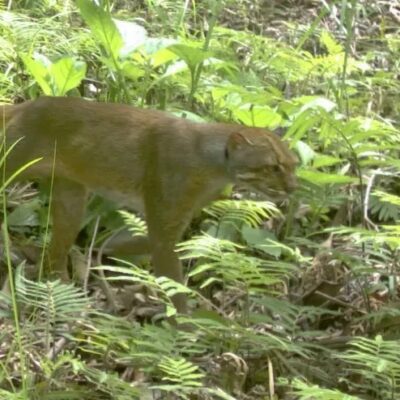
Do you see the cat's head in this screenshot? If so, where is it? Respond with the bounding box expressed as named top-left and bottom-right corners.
top-left (226, 127), bottom-right (298, 199)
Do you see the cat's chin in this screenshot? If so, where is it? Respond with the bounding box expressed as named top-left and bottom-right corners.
top-left (262, 192), bottom-right (290, 203)
top-left (234, 187), bottom-right (290, 202)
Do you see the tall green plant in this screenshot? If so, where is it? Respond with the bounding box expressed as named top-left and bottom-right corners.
top-left (76, 0), bottom-right (130, 102)
top-left (21, 54), bottom-right (86, 96)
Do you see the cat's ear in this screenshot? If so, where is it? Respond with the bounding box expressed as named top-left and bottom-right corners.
top-left (273, 127), bottom-right (286, 137)
top-left (227, 132), bottom-right (253, 151)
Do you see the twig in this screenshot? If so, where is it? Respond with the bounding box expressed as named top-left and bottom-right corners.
top-left (83, 216), bottom-right (100, 294)
top-left (95, 227), bottom-right (126, 311)
top-left (363, 169), bottom-right (381, 231)
top-left (46, 337), bottom-right (68, 360)
top-left (313, 290), bottom-right (360, 310)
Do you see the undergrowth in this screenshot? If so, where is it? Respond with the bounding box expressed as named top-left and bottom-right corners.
top-left (0, 0), bottom-right (399, 399)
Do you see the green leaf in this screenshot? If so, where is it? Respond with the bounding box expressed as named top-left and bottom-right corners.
top-left (51, 57), bottom-right (86, 96)
top-left (7, 198), bottom-right (41, 227)
top-left (286, 109), bottom-right (321, 141)
top-left (161, 60), bottom-right (188, 78)
top-left (20, 53), bottom-right (52, 95)
top-left (121, 61), bottom-right (145, 80)
top-left (233, 104), bottom-right (282, 128)
top-left (376, 359), bottom-right (388, 373)
top-left (241, 227), bottom-right (281, 257)
top-left (142, 37), bottom-right (177, 57)
top-left (7, 198), bottom-right (41, 226)
top-left (206, 220), bottom-right (240, 241)
top-left (299, 96), bottom-right (336, 113)
top-left (298, 169), bottom-right (358, 185)
top-left (295, 140), bottom-right (315, 165)
top-left (151, 47), bottom-right (178, 67)
top-left (76, 0), bottom-right (123, 61)
top-left (312, 154), bottom-right (343, 168)
top-left (168, 43), bottom-right (212, 71)
top-left (320, 30), bottom-right (343, 55)
top-left (114, 19), bottom-right (147, 57)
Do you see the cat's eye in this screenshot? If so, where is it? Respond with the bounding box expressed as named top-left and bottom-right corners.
top-left (272, 165), bottom-right (282, 173)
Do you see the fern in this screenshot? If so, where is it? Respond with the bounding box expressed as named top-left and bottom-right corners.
top-left (38, 353), bottom-right (142, 399)
top-left (0, 390), bottom-right (27, 400)
top-left (205, 199), bottom-right (280, 229)
top-left (178, 234), bottom-right (296, 295)
top-left (77, 361), bottom-right (142, 399)
top-left (328, 225), bottom-right (400, 251)
top-left (82, 314), bottom-right (207, 366)
top-left (337, 335), bottom-right (400, 398)
top-left (15, 271), bottom-right (90, 325)
top-left (373, 190), bottom-right (400, 206)
top-left (369, 190), bottom-right (400, 222)
top-left (158, 357), bottom-right (204, 390)
top-left (96, 262), bottom-right (193, 316)
top-left (0, 267), bottom-right (89, 324)
top-left (251, 295), bottom-right (339, 335)
top-left (284, 378), bottom-right (360, 400)
top-left (0, 267), bottom-right (92, 354)
top-left (178, 234), bottom-right (241, 260)
top-left (118, 210), bottom-right (148, 236)
top-left (152, 356), bottom-right (239, 399)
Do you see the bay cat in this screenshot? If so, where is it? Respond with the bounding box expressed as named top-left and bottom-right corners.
top-left (1, 96), bottom-right (298, 313)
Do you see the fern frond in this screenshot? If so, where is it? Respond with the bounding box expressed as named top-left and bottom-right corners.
top-left (284, 378), bottom-right (360, 400)
top-left (328, 225), bottom-right (400, 250)
top-left (374, 190), bottom-right (400, 206)
top-left (0, 389), bottom-right (27, 400)
top-left (337, 335), bottom-right (400, 397)
top-left (118, 210), bottom-right (148, 236)
top-left (177, 234), bottom-right (242, 261)
top-left (157, 356), bottom-right (204, 386)
top-left (95, 262), bottom-right (193, 316)
top-left (16, 271), bottom-right (90, 325)
top-left (205, 199), bottom-right (281, 229)
top-left (179, 234), bottom-right (296, 294)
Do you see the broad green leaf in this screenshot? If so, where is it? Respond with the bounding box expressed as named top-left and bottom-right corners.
top-left (313, 154), bottom-right (343, 168)
top-left (142, 38), bottom-right (177, 56)
top-left (241, 226), bottom-right (275, 246)
top-left (205, 222), bottom-right (239, 241)
top-left (151, 47), bottom-right (178, 67)
top-left (298, 169), bottom-right (357, 185)
top-left (295, 140), bottom-right (315, 165)
top-left (8, 198), bottom-right (41, 227)
top-left (233, 105), bottom-right (282, 128)
top-left (241, 227), bottom-right (281, 257)
top-left (168, 44), bottom-right (212, 71)
top-left (20, 53), bottom-right (52, 95)
top-left (76, 0), bottom-right (122, 61)
top-left (286, 108), bottom-right (321, 141)
top-left (162, 60), bottom-right (189, 78)
top-left (114, 19), bottom-right (147, 57)
top-left (121, 62), bottom-right (145, 80)
top-left (51, 57), bottom-right (86, 96)
top-left (298, 96), bottom-right (336, 113)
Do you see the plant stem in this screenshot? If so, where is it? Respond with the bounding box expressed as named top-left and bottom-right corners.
top-left (339, 0), bottom-right (357, 117)
top-left (189, 0), bottom-right (223, 109)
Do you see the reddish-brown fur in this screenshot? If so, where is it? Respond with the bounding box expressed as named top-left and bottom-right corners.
top-left (1, 97), bottom-right (297, 313)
